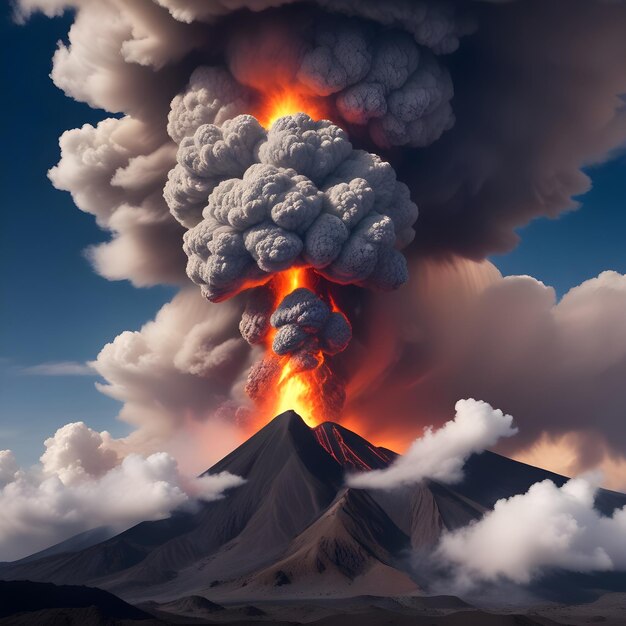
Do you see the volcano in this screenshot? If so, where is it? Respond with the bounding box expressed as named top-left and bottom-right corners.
top-left (2, 412), bottom-right (625, 606)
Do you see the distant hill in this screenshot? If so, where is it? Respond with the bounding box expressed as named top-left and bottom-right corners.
top-left (0, 579), bottom-right (155, 624)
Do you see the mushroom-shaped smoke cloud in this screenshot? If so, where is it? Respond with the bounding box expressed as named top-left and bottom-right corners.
top-left (168, 112), bottom-right (418, 301)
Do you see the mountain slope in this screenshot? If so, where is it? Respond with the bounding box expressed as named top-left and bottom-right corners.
top-left (241, 488), bottom-right (419, 597)
top-left (0, 412), bottom-right (343, 597)
top-left (313, 422), bottom-right (395, 471)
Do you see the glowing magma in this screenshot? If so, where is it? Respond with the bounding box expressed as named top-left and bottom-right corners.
top-left (257, 87), bottom-right (328, 128)
top-left (262, 268), bottom-right (337, 427)
top-left (248, 90), bottom-right (341, 427)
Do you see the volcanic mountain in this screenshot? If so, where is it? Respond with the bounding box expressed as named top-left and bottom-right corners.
top-left (2, 412), bottom-right (625, 605)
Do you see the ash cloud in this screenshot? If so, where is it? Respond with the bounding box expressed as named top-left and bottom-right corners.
top-left (19, 0), bottom-right (626, 285)
top-left (91, 288), bottom-right (254, 468)
top-left (49, 115), bottom-right (185, 286)
top-left (175, 113), bottom-right (417, 301)
top-left (297, 20), bottom-right (455, 148)
top-left (271, 288), bottom-right (351, 370)
top-left (164, 112), bottom-right (264, 228)
top-left (407, 0), bottom-right (626, 258)
top-left (167, 66), bottom-right (252, 144)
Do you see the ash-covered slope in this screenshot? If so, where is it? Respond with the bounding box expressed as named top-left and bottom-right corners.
top-left (0, 412), bottom-right (342, 595)
top-left (2, 411), bottom-right (625, 604)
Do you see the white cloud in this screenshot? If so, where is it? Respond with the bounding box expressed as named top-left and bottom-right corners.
top-left (436, 474), bottom-right (626, 591)
top-left (40, 422), bottom-right (119, 485)
top-left (0, 423), bottom-right (244, 562)
top-left (347, 399), bottom-right (518, 489)
top-left (0, 451), bottom-right (18, 488)
top-left (19, 361), bottom-right (95, 376)
top-left (90, 288), bottom-right (254, 469)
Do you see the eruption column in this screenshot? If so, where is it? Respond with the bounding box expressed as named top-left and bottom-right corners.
top-left (166, 85), bottom-right (418, 426)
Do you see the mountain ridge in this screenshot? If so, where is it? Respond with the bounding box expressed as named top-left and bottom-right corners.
top-left (1, 410), bottom-right (625, 605)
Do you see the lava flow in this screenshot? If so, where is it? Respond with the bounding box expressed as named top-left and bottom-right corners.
top-left (260, 267), bottom-right (344, 427)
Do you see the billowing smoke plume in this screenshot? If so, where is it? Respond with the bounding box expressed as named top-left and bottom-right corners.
top-left (271, 288), bottom-right (351, 370)
top-left (165, 102), bottom-right (416, 415)
top-left (19, 0), bottom-right (626, 288)
top-left (241, 286), bottom-right (351, 415)
top-left (91, 288), bottom-right (253, 466)
top-left (297, 21), bottom-right (455, 148)
top-left (167, 66), bottom-right (252, 145)
top-left (168, 111), bottom-right (417, 300)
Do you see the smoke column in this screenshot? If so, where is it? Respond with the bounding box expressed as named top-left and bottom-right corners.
top-left (17, 0), bottom-right (626, 462)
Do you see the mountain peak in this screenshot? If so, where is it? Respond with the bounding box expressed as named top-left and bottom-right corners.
top-left (245, 412), bottom-right (397, 473)
top-left (267, 409), bottom-right (309, 432)
top-left (269, 409), bottom-right (306, 424)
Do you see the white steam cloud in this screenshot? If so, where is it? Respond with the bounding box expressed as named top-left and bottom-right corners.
top-left (437, 474), bottom-right (626, 591)
top-left (347, 398), bottom-right (518, 489)
top-left (0, 422), bottom-right (244, 562)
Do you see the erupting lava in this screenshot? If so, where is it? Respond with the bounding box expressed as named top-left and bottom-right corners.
top-left (272, 359), bottom-right (319, 426)
top-left (257, 87), bottom-right (328, 128)
top-left (262, 267), bottom-right (342, 427)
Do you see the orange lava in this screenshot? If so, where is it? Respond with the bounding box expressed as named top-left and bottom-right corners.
top-left (247, 270), bottom-right (403, 451)
top-left (253, 268), bottom-right (336, 427)
top-left (266, 268), bottom-right (323, 427)
top-left (256, 86), bottom-right (328, 128)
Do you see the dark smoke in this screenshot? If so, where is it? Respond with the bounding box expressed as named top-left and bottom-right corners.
top-left (271, 287), bottom-right (351, 370)
top-left (297, 19), bottom-right (455, 148)
top-left (173, 113), bottom-right (417, 301)
top-left (18, 0), bottom-right (626, 481)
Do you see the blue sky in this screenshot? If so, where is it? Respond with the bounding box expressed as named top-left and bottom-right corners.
top-left (0, 9), bottom-right (175, 463)
top-left (1, 7), bottom-right (625, 466)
